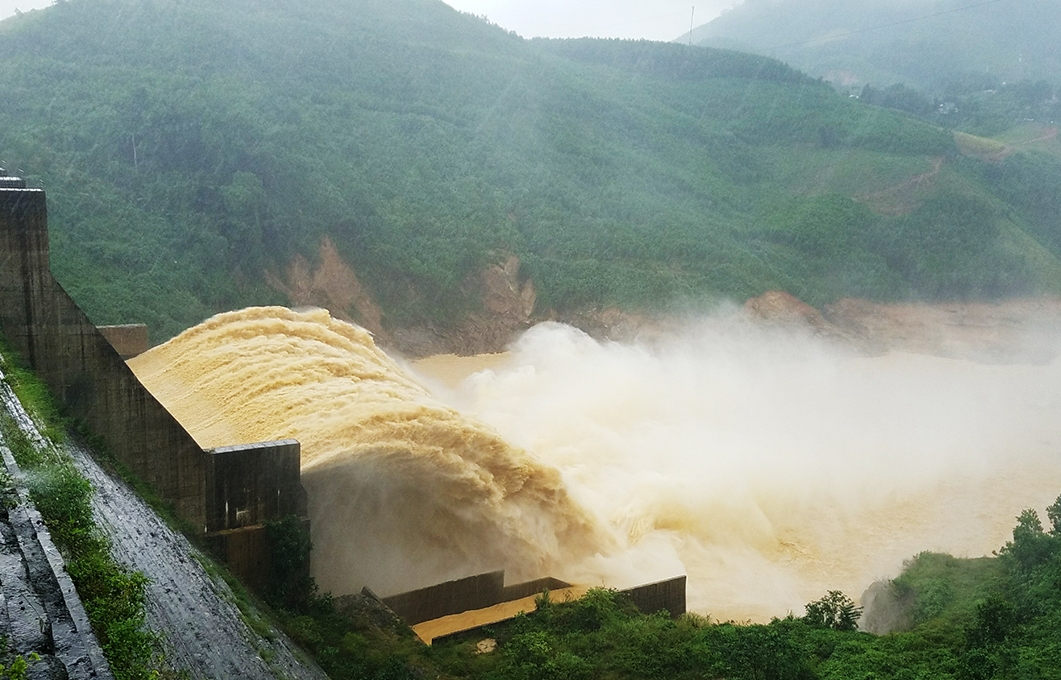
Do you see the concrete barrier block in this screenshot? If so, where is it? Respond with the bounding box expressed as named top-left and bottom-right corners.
top-left (383, 571), bottom-right (506, 626)
top-left (620, 575), bottom-right (687, 618)
top-left (97, 324), bottom-right (150, 359)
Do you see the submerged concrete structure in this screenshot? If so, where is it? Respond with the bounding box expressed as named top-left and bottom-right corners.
top-left (368, 570), bottom-right (687, 643)
top-left (0, 176), bottom-right (308, 588)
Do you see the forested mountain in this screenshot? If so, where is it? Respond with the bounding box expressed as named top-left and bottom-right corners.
top-left (690, 0), bottom-right (1061, 95)
top-left (2, 0), bottom-right (1061, 342)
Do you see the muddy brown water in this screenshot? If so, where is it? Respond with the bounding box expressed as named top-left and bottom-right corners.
top-left (128, 307), bottom-right (607, 599)
top-left (130, 305), bottom-right (1061, 623)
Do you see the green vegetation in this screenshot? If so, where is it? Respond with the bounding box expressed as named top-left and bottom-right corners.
top-left (2, 2), bottom-right (1061, 677)
top-left (258, 525), bottom-right (429, 679)
top-left (264, 514), bottom-right (315, 610)
top-left (7, 350), bottom-right (1056, 680)
top-left (0, 349), bottom-right (165, 679)
top-left (2, 0), bottom-right (1061, 341)
top-left (245, 492), bottom-right (1061, 680)
top-left (0, 645), bottom-right (40, 680)
top-left (440, 493), bottom-right (1061, 680)
top-left (802, 591), bottom-right (862, 632)
top-left (694, 0), bottom-right (1061, 142)
top-left (273, 595), bottom-right (430, 680)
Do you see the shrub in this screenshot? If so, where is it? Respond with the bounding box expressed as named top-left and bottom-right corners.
top-left (803, 591), bottom-right (863, 631)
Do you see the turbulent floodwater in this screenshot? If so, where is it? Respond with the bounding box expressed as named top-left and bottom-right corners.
top-left (130, 306), bottom-right (1061, 621)
top-left (128, 307), bottom-right (606, 596)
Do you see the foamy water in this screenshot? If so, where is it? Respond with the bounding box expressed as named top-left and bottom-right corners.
top-left (130, 307), bottom-right (1061, 621)
top-left (409, 319), bottom-right (1061, 620)
top-left (128, 307), bottom-right (605, 596)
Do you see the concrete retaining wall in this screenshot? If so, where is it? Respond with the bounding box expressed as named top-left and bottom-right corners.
top-left (0, 187), bottom-right (207, 528)
top-left (203, 526), bottom-right (272, 592)
top-left (381, 571), bottom-right (687, 629)
top-left (382, 573), bottom-right (575, 627)
top-left (501, 577), bottom-right (572, 602)
top-left (0, 184), bottom-right (310, 591)
top-left (621, 575), bottom-right (687, 618)
top-left (205, 440), bottom-right (307, 532)
top-left (203, 441), bottom-right (310, 590)
top-left (383, 571), bottom-right (506, 626)
top-left (418, 573), bottom-right (688, 645)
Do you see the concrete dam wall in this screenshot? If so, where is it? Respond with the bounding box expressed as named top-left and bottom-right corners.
top-left (0, 178), bottom-right (308, 587)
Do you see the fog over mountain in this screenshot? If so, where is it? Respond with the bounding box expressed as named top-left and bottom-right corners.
top-left (441, 0), bottom-right (735, 40)
top-left (690, 0), bottom-right (1061, 93)
top-left (3, 0), bottom-right (1061, 352)
top-left (0, 0), bottom-right (50, 20)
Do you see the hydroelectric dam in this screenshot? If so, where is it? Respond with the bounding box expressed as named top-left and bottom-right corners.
top-left (0, 174), bottom-right (309, 592)
top-left (0, 174), bottom-right (687, 659)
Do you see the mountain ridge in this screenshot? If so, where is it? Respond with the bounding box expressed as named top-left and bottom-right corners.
top-left (2, 0), bottom-right (1060, 346)
top-left (689, 0), bottom-right (1061, 93)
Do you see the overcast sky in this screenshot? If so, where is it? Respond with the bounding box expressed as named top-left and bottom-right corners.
top-left (0, 0), bottom-right (738, 39)
top-left (0, 0), bottom-right (51, 21)
top-left (441, 0), bottom-right (737, 41)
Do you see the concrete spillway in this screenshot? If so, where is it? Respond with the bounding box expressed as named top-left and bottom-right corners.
top-left (128, 307), bottom-right (608, 597)
top-left (0, 180), bottom-right (309, 594)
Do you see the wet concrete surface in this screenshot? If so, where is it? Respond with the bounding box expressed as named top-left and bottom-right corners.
top-left (69, 443), bottom-right (327, 680)
top-left (0, 372), bottom-right (112, 680)
top-left (0, 367), bottom-right (327, 680)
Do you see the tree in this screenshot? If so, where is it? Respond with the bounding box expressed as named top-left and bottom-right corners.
top-left (803, 590), bottom-right (862, 631)
top-left (1046, 494), bottom-right (1061, 535)
top-left (1000, 508), bottom-right (1056, 574)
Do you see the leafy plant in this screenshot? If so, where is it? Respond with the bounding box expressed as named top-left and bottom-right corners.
top-left (0, 651), bottom-right (40, 680)
top-left (803, 591), bottom-right (863, 631)
top-left (264, 514), bottom-right (315, 610)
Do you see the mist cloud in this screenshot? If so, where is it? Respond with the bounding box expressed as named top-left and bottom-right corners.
top-left (413, 317), bottom-right (1061, 620)
top-left (442, 0), bottom-right (737, 41)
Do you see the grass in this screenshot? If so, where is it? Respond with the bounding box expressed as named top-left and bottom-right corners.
top-left (954, 130), bottom-right (1008, 160)
top-left (757, 146), bottom-right (937, 199)
top-left (994, 122), bottom-right (1061, 158)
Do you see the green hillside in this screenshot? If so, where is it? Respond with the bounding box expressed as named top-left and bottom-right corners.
top-left (233, 492), bottom-right (1061, 680)
top-left (2, 0), bottom-right (1061, 341)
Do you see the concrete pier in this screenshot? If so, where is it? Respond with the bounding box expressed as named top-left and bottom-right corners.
top-left (0, 180), bottom-right (309, 591)
top-left (97, 324), bottom-right (149, 360)
top-left (204, 440), bottom-right (309, 590)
